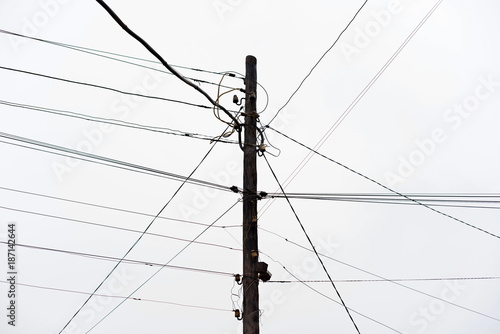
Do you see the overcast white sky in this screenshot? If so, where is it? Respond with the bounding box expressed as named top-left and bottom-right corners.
top-left (1, 0), bottom-right (500, 333)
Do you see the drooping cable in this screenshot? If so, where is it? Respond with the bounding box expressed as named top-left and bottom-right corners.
top-left (94, 0), bottom-right (241, 131)
top-left (263, 154), bottom-right (362, 334)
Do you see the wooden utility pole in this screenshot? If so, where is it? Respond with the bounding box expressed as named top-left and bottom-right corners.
top-left (242, 55), bottom-right (259, 334)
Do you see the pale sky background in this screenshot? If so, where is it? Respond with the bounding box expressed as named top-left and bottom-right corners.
top-left (1, 0), bottom-right (500, 333)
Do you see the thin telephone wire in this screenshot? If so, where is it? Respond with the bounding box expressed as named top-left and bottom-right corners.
top-left (266, 0), bottom-right (369, 127)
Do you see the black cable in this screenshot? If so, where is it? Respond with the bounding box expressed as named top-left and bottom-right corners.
top-left (268, 126), bottom-right (500, 240)
top-left (259, 227), bottom-right (500, 322)
top-left (0, 204), bottom-right (241, 251)
top-left (0, 98), bottom-right (239, 144)
top-left (266, 0), bottom-right (368, 127)
top-left (263, 154), bottom-right (362, 334)
top-left (0, 132), bottom-right (232, 192)
top-left (84, 200), bottom-right (240, 333)
top-left (0, 186), bottom-right (242, 229)
top-left (0, 280), bottom-right (231, 312)
top-left (0, 65), bottom-right (219, 110)
top-left (94, 0), bottom-right (241, 130)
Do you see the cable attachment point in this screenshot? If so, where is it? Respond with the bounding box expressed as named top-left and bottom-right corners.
top-left (234, 274), bottom-right (242, 285)
top-left (258, 143), bottom-right (266, 152)
top-left (230, 186), bottom-right (239, 193)
top-left (234, 309), bottom-right (242, 320)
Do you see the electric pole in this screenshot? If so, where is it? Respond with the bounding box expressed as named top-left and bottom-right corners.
top-left (242, 55), bottom-right (259, 334)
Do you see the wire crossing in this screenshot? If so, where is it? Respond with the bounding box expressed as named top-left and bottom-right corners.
top-left (267, 125), bottom-right (500, 240)
top-left (263, 154), bottom-right (362, 334)
top-left (57, 123), bottom-right (230, 333)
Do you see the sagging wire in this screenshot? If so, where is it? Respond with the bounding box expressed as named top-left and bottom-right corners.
top-left (212, 73), bottom-right (245, 143)
top-left (231, 274), bottom-right (243, 320)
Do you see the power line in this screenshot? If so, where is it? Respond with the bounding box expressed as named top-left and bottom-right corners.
top-left (0, 132), bottom-right (235, 192)
top-left (259, 0), bottom-right (445, 217)
top-left (266, 0), bottom-right (368, 127)
top-left (0, 66), bottom-right (220, 110)
top-left (267, 125), bottom-right (500, 240)
top-left (260, 251), bottom-right (404, 334)
top-left (0, 240), bottom-right (234, 277)
top-left (0, 28), bottom-right (243, 91)
top-left (267, 192), bottom-right (500, 210)
top-left (259, 227), bottom-right (500, 322)
top-left (0, 98), bottom-right (240, 144)
top-left (0, 280), bottom-right (231, 312)
top-left (0, 185), bottom-right (241, 229)
top-left (263, 154), bottom-right (362, 334)
top-left (84, 200), bottom-right (240, 333)
top-left (268, 277), bottom-right (500, 283)
top-left (94, 0), bottom-right (241, 131)
top-left (0, 204), bottom-right (241, 252)
top-left (57, 122), bottom-right (233, 333)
